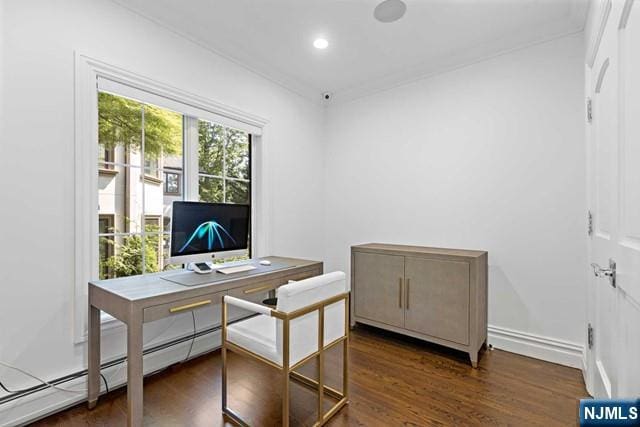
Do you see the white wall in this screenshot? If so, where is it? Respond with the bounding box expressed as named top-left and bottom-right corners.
top-left (324, 34), bottom-right (587, 363)
top-left (0, 0), bottom-right (324, 424)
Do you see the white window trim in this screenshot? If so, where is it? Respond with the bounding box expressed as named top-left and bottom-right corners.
top-left (73, 53), bottom-right (270, 343)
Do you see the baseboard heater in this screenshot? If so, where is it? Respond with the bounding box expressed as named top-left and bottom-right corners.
top-left (0, 315), bottom-right (255, 406)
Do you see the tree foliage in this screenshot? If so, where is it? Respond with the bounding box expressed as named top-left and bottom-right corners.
top-left (198, 120), bottom-right (249, 204)
top-left (98, 92), bottom-right (182, 157)
top-left (101, 235), bottom-right (159, 278)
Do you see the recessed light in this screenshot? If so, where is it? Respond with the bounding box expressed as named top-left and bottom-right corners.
top-left (313, 38), bottom-right (329, 49)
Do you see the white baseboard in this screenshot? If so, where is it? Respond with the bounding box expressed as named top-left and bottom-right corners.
top-left (0, 331), bottom-right (221, 427)
top-left (488, 325), bottom-right (584, 369)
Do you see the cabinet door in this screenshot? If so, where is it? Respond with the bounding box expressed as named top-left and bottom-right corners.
top-left (404, 257), bottom-right (470, 345)
top-left (354, 252), bottom-right (405, 328)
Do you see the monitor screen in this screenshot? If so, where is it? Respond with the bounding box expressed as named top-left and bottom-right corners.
top-left (170, 201), bottom-right (250, 257)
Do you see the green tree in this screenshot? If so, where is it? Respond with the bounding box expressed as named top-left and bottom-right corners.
top-left (99, 221), bottom-right (163, 279)
top-left (98, 92), bottom-right (182, 157)
top-left (197, 121), bottom-right (249, 203)
top-left (101, 235), bottom-right (159, 278)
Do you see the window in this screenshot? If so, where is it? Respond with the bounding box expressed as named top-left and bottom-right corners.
top-left (75, 59), bottom-right (267, 340)
top-left (98, 215), bottom-right (114, 280)
top-left (198, 120), bottom-right (251, 261)
top-left (98, 147), bottom-right (115, 170)
top-left (97, 91), bottom-right (183, 279)
top-left (198, 120), bottom-right (251, 205)
top-left (97, 91), bottom-right (252, 279)
top-left (164, 171), bottom-right (181, 195)
top-left (144, 157), bottom-right (160, 179)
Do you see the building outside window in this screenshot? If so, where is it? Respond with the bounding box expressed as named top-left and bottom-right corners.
top-left (164, 171), bottom-right (181, 195)
top-left (98, 215), bottom-right (114, 280)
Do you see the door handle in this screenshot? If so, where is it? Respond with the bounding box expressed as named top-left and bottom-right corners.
top-left (405, 278), bottom-right (410, 310)
top-left (398, 277), bottom-right (403, 308)
top-left (590, 258), bottom-right (616, 288)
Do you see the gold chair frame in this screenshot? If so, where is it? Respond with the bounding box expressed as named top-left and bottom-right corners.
top-left (221, 292), bottom-right (350, 427)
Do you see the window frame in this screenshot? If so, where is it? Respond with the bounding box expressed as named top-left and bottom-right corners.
top-left (74, 54), bottom-right (269, 343)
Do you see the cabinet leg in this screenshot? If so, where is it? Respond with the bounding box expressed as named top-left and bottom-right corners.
top-left (470, 352), bottom-right (479, 368)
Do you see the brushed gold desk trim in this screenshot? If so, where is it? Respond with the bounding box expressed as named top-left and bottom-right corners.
top-left (169, 299), bottom-right (211, 313)
top-left (243, 284), bottom-right (272, 295)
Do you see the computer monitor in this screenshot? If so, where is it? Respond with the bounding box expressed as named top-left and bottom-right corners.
top-left (170, 201), bottom-right (250, 265)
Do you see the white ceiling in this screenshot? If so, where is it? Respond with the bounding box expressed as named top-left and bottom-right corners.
top-left (113, 0), bottom-right (588, 103)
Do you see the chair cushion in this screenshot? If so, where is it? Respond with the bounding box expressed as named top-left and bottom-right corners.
top-left (226, 315), bottom-right (282, 365)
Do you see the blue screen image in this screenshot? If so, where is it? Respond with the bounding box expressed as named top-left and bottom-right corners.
top-left (171, 202), bottom-right (250, 257)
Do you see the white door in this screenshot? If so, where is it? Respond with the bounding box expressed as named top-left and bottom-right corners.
top-left (586, 0), bottom-right (640, 399)
top-left (615, 0), bottom-right (640, 398)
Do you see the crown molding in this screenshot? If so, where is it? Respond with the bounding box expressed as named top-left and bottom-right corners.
top-left (329, 29), bottom-right (585, 106)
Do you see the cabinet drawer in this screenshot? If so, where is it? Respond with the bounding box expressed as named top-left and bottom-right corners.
top-left (143, 291), bottom-right (224, 323)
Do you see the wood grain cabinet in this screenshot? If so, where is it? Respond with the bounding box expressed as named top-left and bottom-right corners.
top-left (351, 243), bottom-right (488, 367)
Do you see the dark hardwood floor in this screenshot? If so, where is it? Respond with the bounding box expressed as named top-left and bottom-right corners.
top-left (32, 325), bottom-right (587, 426)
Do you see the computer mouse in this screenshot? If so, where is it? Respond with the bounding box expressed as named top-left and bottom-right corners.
top-left (259, 260), bottom-right (272, 266)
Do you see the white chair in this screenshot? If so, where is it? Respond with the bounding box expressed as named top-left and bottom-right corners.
top-left (221, 271), bottom-right (350, 427)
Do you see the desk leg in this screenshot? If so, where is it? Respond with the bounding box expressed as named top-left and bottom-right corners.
top-left (87, 304), bottom-right (100, 409)
top-left (127, 311), bottom-right (144, 427)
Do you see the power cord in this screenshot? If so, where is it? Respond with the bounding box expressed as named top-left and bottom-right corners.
top-left (182, 311), bottom-right (197, 363)
top-left (100, 373), bottom-right (109, 394)
top-left (1, 311), bottom-right (198, 399)
top-left (104, 316), bottom-right (179, 385)
top-left (0, 361), bottom-right (86, 394)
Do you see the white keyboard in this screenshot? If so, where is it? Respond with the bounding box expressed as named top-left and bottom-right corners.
top-left (216, 264), bottom-right (257, 275)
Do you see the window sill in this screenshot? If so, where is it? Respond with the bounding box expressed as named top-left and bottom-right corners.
top-left (143, 174), bottom-right (163, 185)
top-left (98, 168), bottom-right (119, 177)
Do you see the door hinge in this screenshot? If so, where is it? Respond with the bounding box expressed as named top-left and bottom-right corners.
top-left (588, 323), bottom-right (594, 349)
top-left (587, 98), bottom-right (593, 123)
top-left (588, 210), bottom-right (593, 236)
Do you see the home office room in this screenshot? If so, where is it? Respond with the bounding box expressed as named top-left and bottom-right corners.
top-left (0, 0), bottom-right (639, 426)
